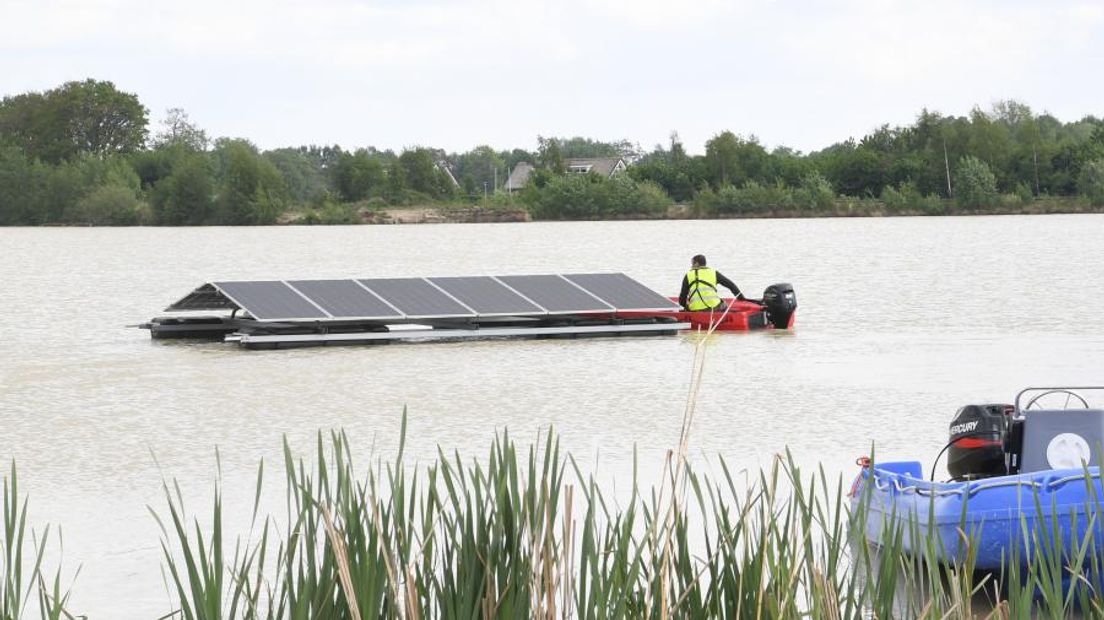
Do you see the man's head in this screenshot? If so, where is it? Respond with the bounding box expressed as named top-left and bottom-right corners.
top-left (691, 254), bottom-right (707, 268)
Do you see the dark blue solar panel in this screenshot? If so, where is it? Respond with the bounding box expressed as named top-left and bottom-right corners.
top-left (359, 278), bottom-right (475, 318)
top-left (199, 273), bottom-right (670, 322)
top-left (564, 273), bottom-right (679, 310)
top-left (214, 281), bottom-right (329, 321)
top-left (429, 276), bottom-right (544, 315)
top-left (496, 275), bottom-right (611, 313)
top-left (288, 280), bottom-right (403, 319)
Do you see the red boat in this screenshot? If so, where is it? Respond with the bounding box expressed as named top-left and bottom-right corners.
top-left (620, 283), bottom-right (797, 332)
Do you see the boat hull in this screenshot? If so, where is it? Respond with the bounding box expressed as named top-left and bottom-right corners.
top-left (618, 298), bottom-right (793, 332)
top-left (851, 461), bottom-right (1104, 570)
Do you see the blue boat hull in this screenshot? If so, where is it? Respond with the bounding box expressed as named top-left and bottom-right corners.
top-left (851, 461), bottom-right (1104, 570)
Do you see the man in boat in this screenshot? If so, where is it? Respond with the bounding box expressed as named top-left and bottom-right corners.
top-left (678, 254), bottom-right (745, 311)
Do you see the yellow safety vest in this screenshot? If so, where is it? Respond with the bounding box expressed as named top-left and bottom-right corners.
top-left (686, 268), bottom-right (722, 311)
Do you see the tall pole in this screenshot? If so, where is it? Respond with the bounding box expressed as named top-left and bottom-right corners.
top-left (943, 137), bottom-right (953, 197)
top-left (1033, 144), bottom-right (1040, 195)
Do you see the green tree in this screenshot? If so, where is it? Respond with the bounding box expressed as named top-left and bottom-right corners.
top-left (966, 106), bottom-right (1012, 189)
top-left (769, 146), bottom-right (813, 188)
top-left (521, 172), bottom-right (669, 219)
top-left (58, 80), bottom-right (148, 157)
top-left (705, 131), bottom-right (769, 188)
top-left (130, 146), bottom-right (179, 190)
top-left (453, 145), bottom-right (505, 195)
top-left (68, 184), bottom-right (147, 225)
top-left (333, 150), bottom-right (386, 202)
top-left (794, 171), bottom-right (835, 210)
top-left (39, 159), bottom-right (88, 222)
top-left (536, 136), bottom-right (565, 174)
top-left (0, 147), bottom-right (44, 224)
top-left (213, 139), bottom-right (287, 224)
top-left (265, 148), bottom-right (331, 204)
top-left (812, 141), bottom-right (885, 197)
top-left (954, 156), bottom-right (999, 209)
top-left (629, 132), bottom-right (702, 202)
top-left (152, 107), bottom-right (208, 151)
top-left (0, 92), bottom-right (56, 160)
top-left (155, 154), bottom-right (215, 225)
top-left (1078, 159), bottom-right (1104, 206)
top-left (386, 160), bottom-right (407, 202)
top-left (73, 153), bottom-right (141, 191)
top-left (0, 80), bottom-right (148, 163)
top-left (705, 131), bottom-right (740, 186)
top-left (398, 147), bottom-right (453, 199)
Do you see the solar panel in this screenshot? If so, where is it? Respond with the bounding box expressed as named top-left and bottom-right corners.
top-left (564, 273), bottom-right (680, 311)
top-left (496, 275), bottom-right (612, 313)
top-left (429, 276), bottom-right (544, 315)
top-left (173, 272), bottom-right (675, 323)
top-left (359, 278), bottom-right (475, 318)
top-left (288, 280), bottom-right (404, 320)
top-left (214, 281), bottom-right (330, 321)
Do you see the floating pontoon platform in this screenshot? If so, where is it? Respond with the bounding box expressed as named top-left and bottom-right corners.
top-left (140, 273), bottom-right (690, 349)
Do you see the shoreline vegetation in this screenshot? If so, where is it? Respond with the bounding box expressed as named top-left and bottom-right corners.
top-left (5, 330), bottom-right (1103, 618)
top-left (2, 80), bottom-right (1104, 227)
top-left (296, 195), bottom-right (1099, 226)
top-left (5, 426), bottom-right (1104, 618)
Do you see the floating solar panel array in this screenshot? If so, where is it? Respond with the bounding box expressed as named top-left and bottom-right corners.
top-left (166, 273), bottom-right (678, 322)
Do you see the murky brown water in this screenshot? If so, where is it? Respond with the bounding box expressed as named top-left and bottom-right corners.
top-left (2, 215), bottom-right (1103, 617)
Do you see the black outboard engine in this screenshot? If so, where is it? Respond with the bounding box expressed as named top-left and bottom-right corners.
top-left (761, 283), bottom-right (797, 329)
top-left (946, 404), bottom-right (1015, 480)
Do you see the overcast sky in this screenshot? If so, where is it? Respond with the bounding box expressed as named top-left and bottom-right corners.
top-left (2, 0), bottom-right (1102, 156)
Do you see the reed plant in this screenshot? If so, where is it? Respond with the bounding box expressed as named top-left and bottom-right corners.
top-left (1, 463), bottom-right (76, 620)
top-left (10, 316), bottom-right (1104, 617)
top-left (154, 423), bottom-right (1104, 619)
top-left (5, 425), bottom-right (1104, 618)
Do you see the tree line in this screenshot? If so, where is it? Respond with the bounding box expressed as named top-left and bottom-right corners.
top-left (2, 79), bottom-right (1103, 225)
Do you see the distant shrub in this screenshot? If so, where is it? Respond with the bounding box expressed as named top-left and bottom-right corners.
top-left (484, 190), bottom-right (519, 210)
top-left (522, 173), bottom-right (670, 219)
top-left (916, 193), bottom-right (947, 215)
top-left (301, 200), bottom-right (359, 225)
top-left (998, 193), bottom-right (1024, 209)
top-left (880, 184), bottom-right (907, 213)
top-left (1078, 159), bottom-right (1104, 206)
top-left (880, 181), bottom-right (946, 215)
top-left (696, 182), bottom-right (795, 215)
top-left (793, 171), bottom-right (834, 210)
top-left (954, 156), bottom-right (999, 209)
top-left (362, 196), bottom-right (389, 210)
top-left (1014, 181), bottom-right (1035, 205)
top-left (68, 184), bottom-right (148, 225)
top-left (388, 189), bottom-right (434, 206)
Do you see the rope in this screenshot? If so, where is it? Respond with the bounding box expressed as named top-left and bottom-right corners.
top-left (867, 470), bottom-right (1102, 498)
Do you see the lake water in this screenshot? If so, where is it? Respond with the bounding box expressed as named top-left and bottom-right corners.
top-left (2, 215), bottom-right (1103, 617)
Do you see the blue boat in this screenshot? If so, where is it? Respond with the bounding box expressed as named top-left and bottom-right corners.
top-left (850, 387), bottom-right (1104, 571)
top-left (851, 460), bottom-right (1104, 570)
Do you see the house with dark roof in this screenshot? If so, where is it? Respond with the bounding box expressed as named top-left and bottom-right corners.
top-left (504, 161), bottom-right (536, 192)
top-left (505, 157), bottom-right (627, 191)
top-left (564, 157), bottom-right (627, 177)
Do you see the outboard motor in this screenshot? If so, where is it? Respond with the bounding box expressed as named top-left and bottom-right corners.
top-left (761, 283), bottom-right (797, 329)
top-left (946, 404), bottom-right (1015, 480)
